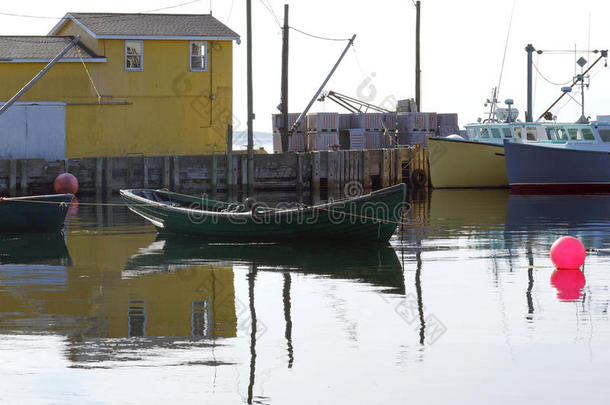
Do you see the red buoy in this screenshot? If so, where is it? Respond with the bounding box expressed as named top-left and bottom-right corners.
top-left (551, 268), bottom-right (586, 302)
top-left (550, 236), bottom-right (586, 269)
top-left (54, 173), bottom-right (79, 195)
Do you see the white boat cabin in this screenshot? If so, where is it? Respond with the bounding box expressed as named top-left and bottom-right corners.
top-left (465, 119), bottom-right (610, 148)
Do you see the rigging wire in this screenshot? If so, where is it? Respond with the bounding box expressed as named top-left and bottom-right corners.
top-left (496, 0), bottom-right (516, 99)
top-left (532, 61), bottom-right (573, 86)
top-left (289, 26), bottom-right (351, 42)
top-left (225, 0), bottom-right (235, 24)
top-left (144, 0), bottom-right (203, 13)
top-left (0, 0), bottom-right (204, 20)
top-left (257, 0), bottom-right (282, 28)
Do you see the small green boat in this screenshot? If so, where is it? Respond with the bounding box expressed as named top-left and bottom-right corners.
top-left (0, 194), bottom-right (74, 232)
top-left (120, 184), bottom-right (407, 243)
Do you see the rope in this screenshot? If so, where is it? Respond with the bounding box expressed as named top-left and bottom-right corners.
top-left (77, 48), bottom-right (102, 104)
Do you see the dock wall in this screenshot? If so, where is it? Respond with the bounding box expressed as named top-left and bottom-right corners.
top-left (0, 146), bottom-right (429, 198)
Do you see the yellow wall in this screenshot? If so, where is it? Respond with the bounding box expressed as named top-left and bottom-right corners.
top-left (0, 20), bottom-right (234, 158)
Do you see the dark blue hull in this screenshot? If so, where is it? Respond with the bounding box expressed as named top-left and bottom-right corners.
top-left (504, 141), bottom-right (610, 193)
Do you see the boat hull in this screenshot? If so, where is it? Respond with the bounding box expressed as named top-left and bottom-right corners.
top-left (504, 141), bottom-right (610, 193)
top-left (120, 184), bottom-right (407, 243)
top-left (428, 137), bottom-right (507, 188)
top-left (0, 194), bottom-right (73, 232)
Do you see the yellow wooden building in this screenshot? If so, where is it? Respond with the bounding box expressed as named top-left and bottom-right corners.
top-left (0, 13), bottom-right (239, 158)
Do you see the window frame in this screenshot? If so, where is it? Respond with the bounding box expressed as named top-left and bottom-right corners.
top-left (189, 40), bottom-right (208, 72)
top-left (125, 40), bottom-right (143, 71)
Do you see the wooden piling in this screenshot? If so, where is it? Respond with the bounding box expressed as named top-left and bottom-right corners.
top-left (19, 160), bottom-right (27, 194)
top-left (395, 149), bottom-right (403, 184)
top-left (327, 151), bottom-right (335, 198)
top-left (381, 149), bottom-right (390, 188)
top-left (163, 156), bottom-right (171, 189)
top-left (9, 159), bottom-right (17, 197)
top-left (232, 156), bottom-right (239, 193)
top-left (104, 157), bottom-right (113, 195)
top-left (363, 150), bottom-right (371, 191)
top-left (95, 157), bottom-right (103, 194)
top-left (172, 156), bottom-right (180, 190)
top-left (296, 153), bottom-right (303, 192)
top-left (241, 155), bottom-right (248, 194)
top-left (143, 157), bottom-right (149, 188)
top-left (211, 155), bottom-right (217, 193)
top-left (312, 151), bottom-right (320, 202)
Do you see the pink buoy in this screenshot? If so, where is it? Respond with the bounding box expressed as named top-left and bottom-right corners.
top-left (551, 269), bottom-right (586, 302)
top-left (550, 236), bottom-right (586, 269)
top-left (54, 173), bottom-right (79, 195)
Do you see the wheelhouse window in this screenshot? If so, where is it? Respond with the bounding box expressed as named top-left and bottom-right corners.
top-left (598, 129), bottom-right (610, 142)
top-left (526, 127), bottom-right (537, 141)
top-left (125, 40), bottom-right (143, 71)
top-left (467, 128), bottom-right (477, 139)
top-left (190, 41), bottom-right (207, 71)
top-left (514, 127), bottom-right (522, 140)
top-left (581, 127), bottom-right (595, 140)
top-left (480, 128), bottom-right (490, 139)
top-left (490, 128), bottom-right (502, 139)
top-left (502, 128), bottom-right (512, 138)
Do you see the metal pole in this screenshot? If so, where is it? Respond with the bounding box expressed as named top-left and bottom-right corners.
top-left (246, 0), bottom-right (255, 194)
top-left (289, 35), bottom-right (356, 134)
top-left (415, 1), bottom-right (421, 112)
top-left (280, 4), bottom-right (290, 152)
top-left (0, 35), bottom-right (81, 118)
top-left (525, 44), bottom-right (535, 122)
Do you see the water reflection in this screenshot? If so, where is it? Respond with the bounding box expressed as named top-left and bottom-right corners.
top-left (2, 191), bottom-right (610, 404)
top-left (126, 236), bottom-right (405, 295)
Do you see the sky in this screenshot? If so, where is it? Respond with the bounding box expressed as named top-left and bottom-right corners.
top-left (2, 0), bottom-right (610, 135)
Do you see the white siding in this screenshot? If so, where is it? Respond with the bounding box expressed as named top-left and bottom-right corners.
top-left (0, 102), bottom-right (66, 160)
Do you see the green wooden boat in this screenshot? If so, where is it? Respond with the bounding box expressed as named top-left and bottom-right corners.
top-left (0, 194), bottom-right (74, 232)
top-left (120, 183), bottom-right (407, 243)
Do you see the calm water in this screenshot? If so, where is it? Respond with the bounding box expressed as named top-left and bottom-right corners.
top-left (1, 190), bottom-right (610, 404)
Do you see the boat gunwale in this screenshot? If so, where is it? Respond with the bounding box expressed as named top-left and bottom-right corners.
top-left (504, 139), bottom-right (610, 155)
top-left (428, 136), bottom-right (505, 148)
top-left (120, 183), bottom-right (406, 219)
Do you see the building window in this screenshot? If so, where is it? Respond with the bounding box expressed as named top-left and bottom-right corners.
top-left (190, 41), bottom-right (207, 71)
top-left (125, 40), bottom-right (143, 71)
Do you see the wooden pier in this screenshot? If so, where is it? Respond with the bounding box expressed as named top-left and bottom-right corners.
top-left (0, 146), bottom-right (429, 199)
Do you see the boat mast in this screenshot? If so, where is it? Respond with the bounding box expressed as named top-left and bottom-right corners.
top-left (280, 4), bottom-right (290, 152)
top-left (415, 0), bottom-right (421, 112)
top-left (246, 0), bottom-right (254, 194)
top-left (525, 44), bottom-right (535, 122)
top-left (0, 35), bottom-right (80, 118)
top-left (289, 35), bottom-right (356, 135)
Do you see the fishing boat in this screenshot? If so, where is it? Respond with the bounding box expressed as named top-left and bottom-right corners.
top-left (120, 184), bottom-right (406, 243)
top-left (0, 194), bottom-right (73, 232)
top-left (428, 99), bottom-right (521, 188)
top-left (429, 47), bottom-right (609, 189)
top-left (504, 122), bottom-right (610, 193)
